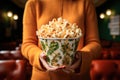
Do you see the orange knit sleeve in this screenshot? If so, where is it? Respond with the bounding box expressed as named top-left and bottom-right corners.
top-left (77, 0), bottom-right (102, 75)
top-left (21, 0), bottom-right (43, 70)
top-left (80, 0), bottom-right (101, 56)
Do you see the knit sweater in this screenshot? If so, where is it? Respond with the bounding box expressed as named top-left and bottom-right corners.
top-left (22, 0), bottom-right (101, 80)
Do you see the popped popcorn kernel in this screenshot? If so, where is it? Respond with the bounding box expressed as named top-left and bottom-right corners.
top-left (37, 17), bottom-right (82, 38)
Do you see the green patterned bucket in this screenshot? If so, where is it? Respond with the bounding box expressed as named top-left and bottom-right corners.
top-left (39, 38), bottom-right (80, 67)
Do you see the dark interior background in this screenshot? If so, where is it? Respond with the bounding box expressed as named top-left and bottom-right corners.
top-left (0, 0), bottom-right (23, 42)
top-left (96, 0), bottom-right (120, 42)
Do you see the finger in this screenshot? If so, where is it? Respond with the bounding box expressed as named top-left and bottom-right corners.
top-left (75, 53), bottom-right (79, 59)
top-left (75, 51), bottom-right (81, 59)
top-left (47, 65), bottom-right (67, 72)
top-left (48, 65), bottom-right (66, 71)
top-left (40, 57), bottom-right (58, 71)
top-left (70, 59), bottom-right (81, 70)
top-left (40, 54), bottom-right (60, 71)
top-left (62, 69), bottom-right (70, 73)
top-left (40, 53), bottom-right (47, 59)
top-left (61, 65), bottom-right (75, 73)
top-left (69, 68), bottom-right (75, 73)
top-left (40, 56), bottom-right (50, 70)
top-left (62, 68), bottom-right (75, 73)
top-left (58, 65), bottom-right (66, 69)
top-left (47, 66), bottom-right (59, 71)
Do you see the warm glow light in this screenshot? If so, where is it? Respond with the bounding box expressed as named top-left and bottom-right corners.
top-left (100, 13), bottom-right (105, 19)
top-left (7, 11), bottom-right (13, 18)
top-left (106, 9), bottom-right (112, 16)
top-left (13, 14), bottom-right (18, 20)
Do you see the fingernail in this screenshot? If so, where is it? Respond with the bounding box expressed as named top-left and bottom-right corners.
top-left (62, 65), bottom-right (66, 68)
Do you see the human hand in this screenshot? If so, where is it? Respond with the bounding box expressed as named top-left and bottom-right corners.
top-left (39, 52), bottom-right (65, 71)
top-left (62, 51), bottom-right (82, 73)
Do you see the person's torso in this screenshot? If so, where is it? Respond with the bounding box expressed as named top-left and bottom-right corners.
top-left (36, 0), bottom-right (85, 30)
top-left (36, 0), bottom-right (85, 49)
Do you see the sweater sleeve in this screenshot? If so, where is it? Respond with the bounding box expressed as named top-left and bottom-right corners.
top-left (21, 0), bottom-right (43, 70)
top-left (77, 0), bottom-right (102, 76)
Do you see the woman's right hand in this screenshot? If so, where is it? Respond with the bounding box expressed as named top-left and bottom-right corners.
top-left (39, 52), bottom-right (65, 71)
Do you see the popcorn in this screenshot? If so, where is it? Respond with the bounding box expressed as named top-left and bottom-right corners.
top-left (37, 17), bottom-right (82, 66)
top-left (37, 17), bottom-right (82, 38)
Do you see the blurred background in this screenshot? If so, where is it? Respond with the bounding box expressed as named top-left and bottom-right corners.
top-left (0, 0), bottom-right (25, 43)
top-left (0, 0), bottom-right (120, 80)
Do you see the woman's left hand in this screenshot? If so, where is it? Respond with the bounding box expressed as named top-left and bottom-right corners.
top-left (62, 51), bottom-right (82, 73)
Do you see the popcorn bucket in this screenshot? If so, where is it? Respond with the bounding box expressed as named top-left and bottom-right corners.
top-left (37, 17), bottom-right (82, 67)
top-left (39, 37), bottom-right (80, 67)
